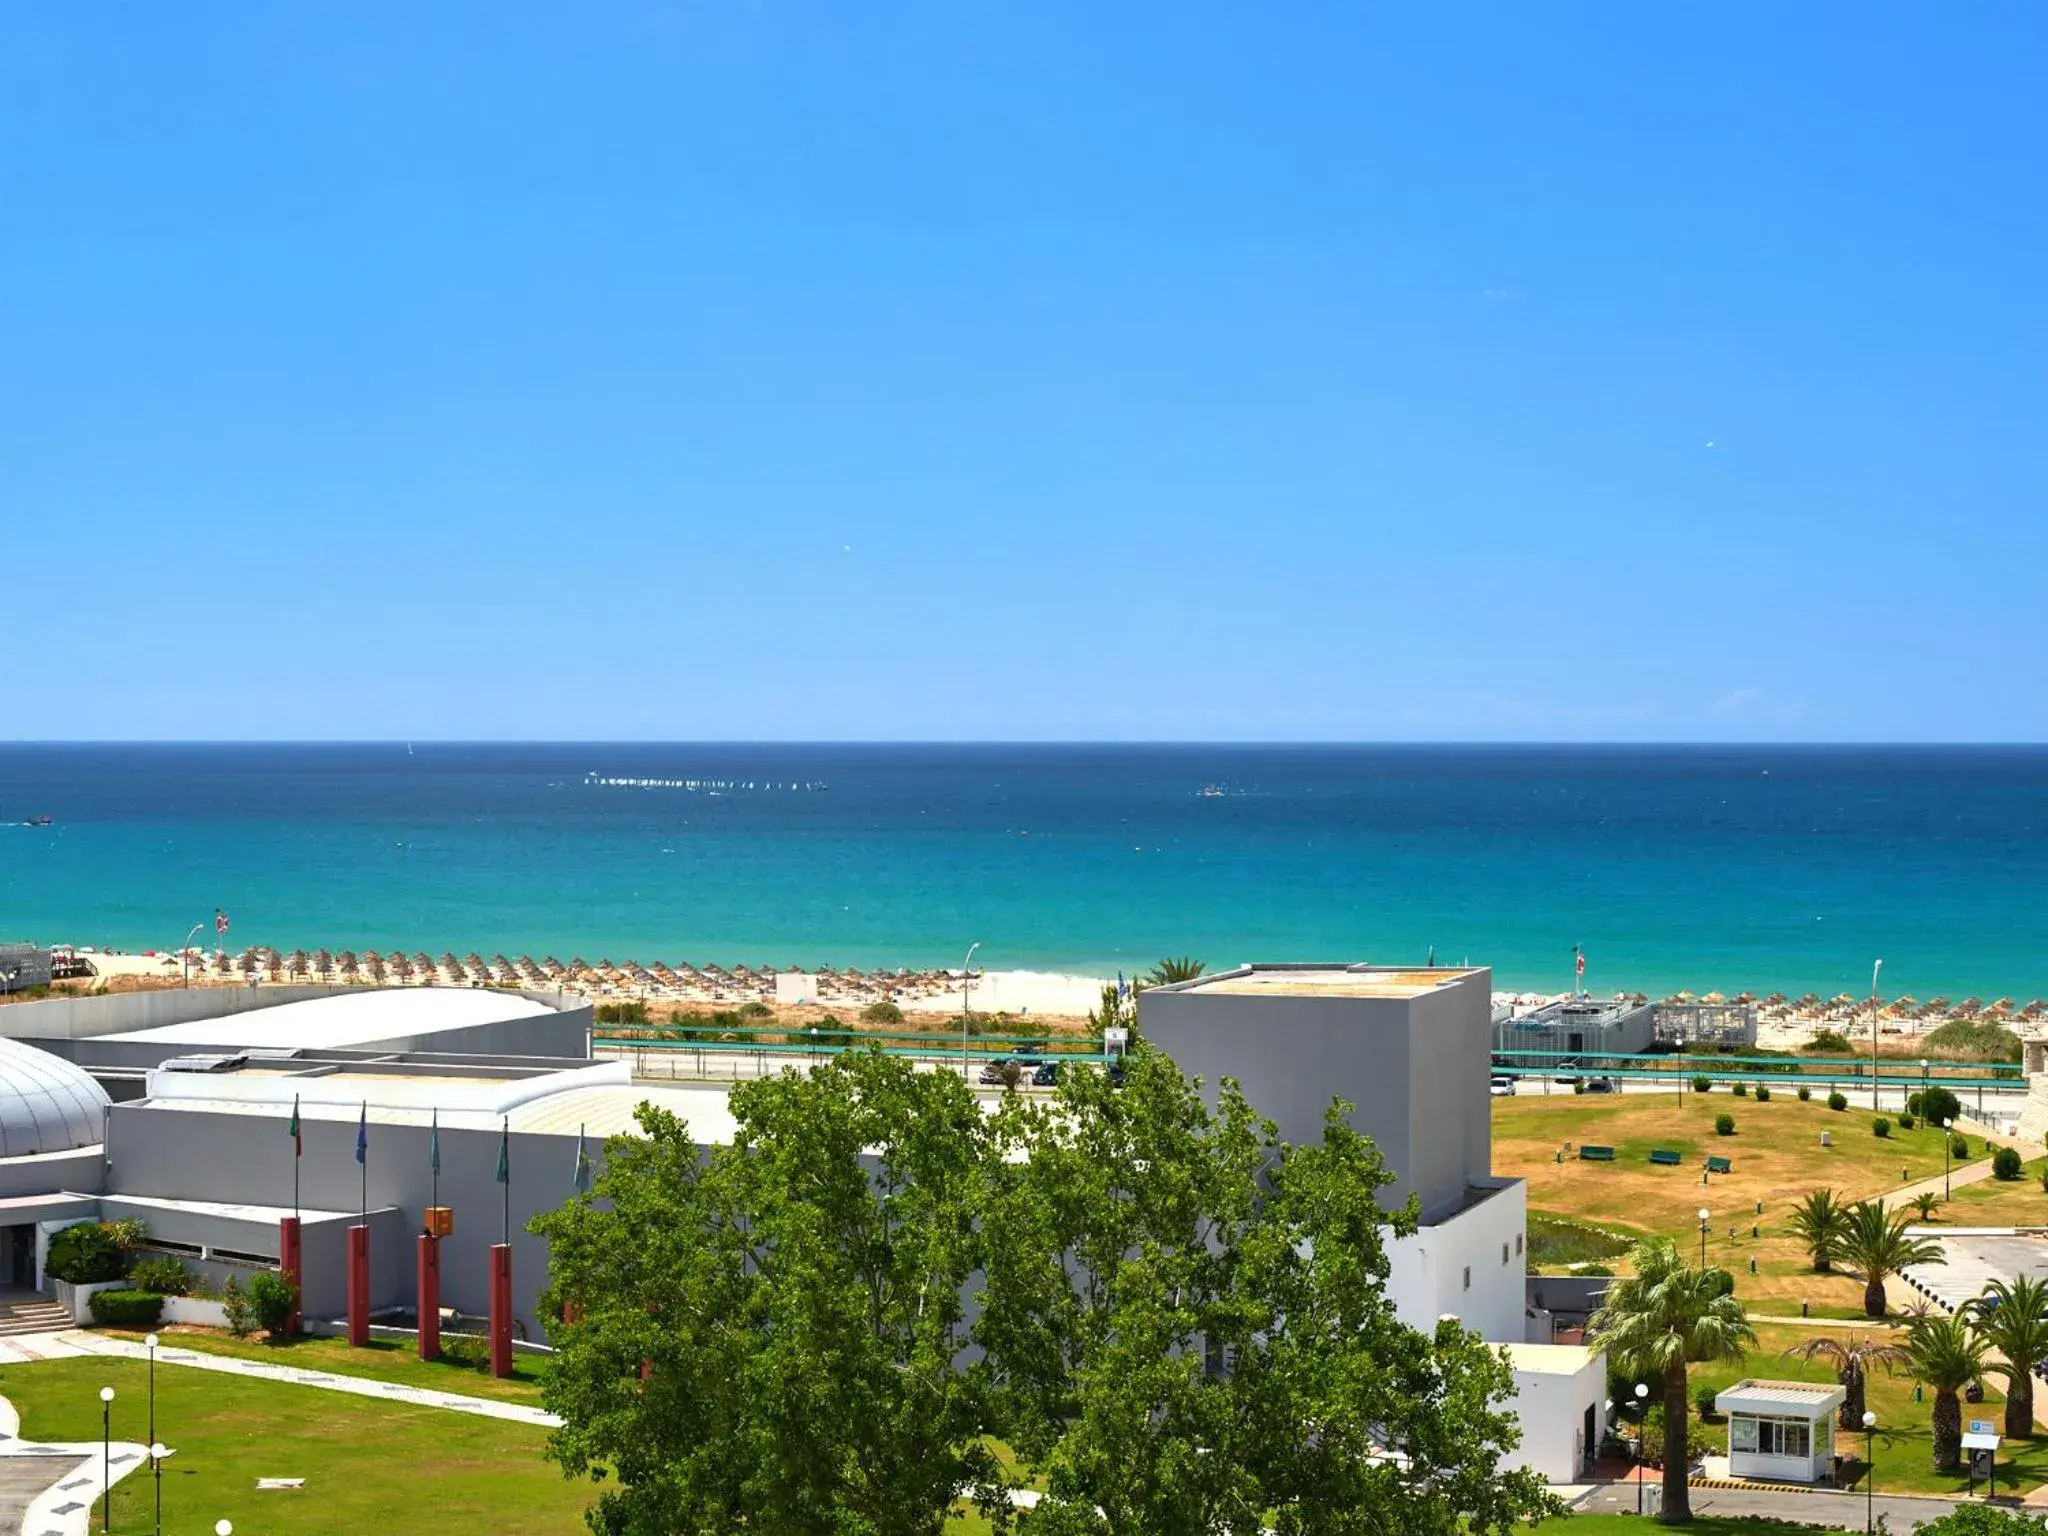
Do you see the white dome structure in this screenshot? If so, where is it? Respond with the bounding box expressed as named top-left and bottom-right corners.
top-left (0, 1038), bottom-right (110, 1157)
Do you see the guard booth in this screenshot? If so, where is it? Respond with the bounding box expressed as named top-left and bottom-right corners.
top-left (1964, 1419), bottom-right (2001, 1497)
top-left (1714, 1379), bottom-right (1846, 1483)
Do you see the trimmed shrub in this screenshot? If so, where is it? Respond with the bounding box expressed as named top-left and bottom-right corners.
top-left (1797, 1085), bottom-right (1812, 1101)
top-left (129, 1257), bottom-right (191, 1296)
top-left (1993, 1146), bottom-right (2023, 1181)
top-left (1899, 1113), bottom-right (1916, 1130)
top-left (440, 1333), bottom-right (492, 1370)
top-left (1908, 1091), bottom-right (1924, 1116)
top-left (1828, 1091), bottom-right (1848, 1111)
top-left (1571, 1078), bottom-right (1586, 1095)
top-left (1952, 1134), bottom-right (1972, 1159)
top-left (593, 1000), bottom-right (649, 1026)
top-left (88, 1289), bottom-right (163, 1328)
top-left (1919, 1087), bottom-right (1963, 1128)
top-left (1754, 1084), bottom-right (1771, 1102)
top-left (739, 1001), bottom-right (773, 1019)
top-left (1694, 1383), bottom-right (1720, 1420)
top-left (859, 1001), bottom-right (904, 1024)
top-left (46, 1223), bottom-right (125, 1285)
top-left (1874, 1117), bottom-right (1891, 1139)
top-left (222, 1277), bottom-right (257, 1338)
top-left (1692, 1076), bottom-right (1713, 1093)
top-left (1805, 1028), bottom-right (1854, 1054)
top-left (1715, 1113), bottom-right (1736, 1136)
top-left (246, 1270), bottom-right (297, 1341)
top-left (1732, 1082), bottom-right (1749, 1098)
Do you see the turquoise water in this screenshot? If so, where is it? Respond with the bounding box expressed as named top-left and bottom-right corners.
top-left (1, 744), bottom-right (2043, 1000)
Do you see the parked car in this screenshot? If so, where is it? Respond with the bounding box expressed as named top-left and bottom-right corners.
top-left (1032, 1061), bottom-right (1061, 1087)
top-left (1553, 1058), bottom-right (1581, 1083)
top-left (1490, 1076), bottom-right (1517, 1097)
top-left (979, 1059), bottom-right (1015, 1084)
top-left (1583, 1077), bottom-right (1618, 1094)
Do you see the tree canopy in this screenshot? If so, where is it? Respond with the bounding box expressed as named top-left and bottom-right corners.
top-left (537, 1045), bottom-right (1558, 1536)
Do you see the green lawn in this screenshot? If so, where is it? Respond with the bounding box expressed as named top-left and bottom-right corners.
top-left (1934, 1154), bottom-right (2048, 1228)
top-left (1670, 1321), bottom-right (2042, 1497)
top-left (99, 1326), bottom-right (548, 1404)
top-left (0, 1355), bottom-right (592, 1535)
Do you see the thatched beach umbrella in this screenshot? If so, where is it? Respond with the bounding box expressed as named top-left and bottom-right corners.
top-left (338, 951), bottom-right (359, 978)
top-left (288, 949), bottom-right (310, 980)
top-left (1702, 991), bottom-right (1727, 1005)
top-left (314, 949), bottom-right (333, 979)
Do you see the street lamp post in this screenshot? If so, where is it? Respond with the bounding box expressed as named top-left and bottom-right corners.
top-left (178, 924), bottom-right (205, 989)
top-left (148, 1445), bottom-right (167, 1536)
top-left (143, 1328), bottom-right (159, 1536)
top-left (1697, 1207), bottom-right (1711, 1270)
top-left (1863, 1410), bottom-right (1877, 1533)
top-left (959, 942), bottom-right (980, 1083)
top-left (1870, 959), bottom-right (1883, 1110)
top-left (98, 1386), bottom-right (113, 1533)
top-left (216, 1523), bottom-right (233, 1536)
top-left (1634, 1382), bottom-right (1649, 1512)
top-left (1943, 1120), bottom-right (1953, 1200)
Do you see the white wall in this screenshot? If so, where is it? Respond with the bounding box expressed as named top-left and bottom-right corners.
top-left (1384, 1178), bottom-right (1527, 1344)
top-left (1503, 1347), bottom-right (1607, 1484)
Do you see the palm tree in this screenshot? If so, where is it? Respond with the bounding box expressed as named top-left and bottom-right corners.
top-left (1144, 956), bottom-right (1205, 987)
top-left (1913, 1191), bottom-right (1940, 1222)
top-left (1905, 1311), bottom-right (1986, 1472)
top-left (1586, 1237), bottom-right (1756, 1524)
top-left (1787, 1189), bottom-right (1854, 1273)
top-left (1971, 1275), bottom-right (2048, 1437)
top-left (1838, 1200), bottom-right (1944, 1318)
top-left (1781, 1334), bottom-right (1912, 1429)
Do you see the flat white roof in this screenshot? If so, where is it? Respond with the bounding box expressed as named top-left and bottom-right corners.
top-left (1174, 965), bottom-right (1483, 1000)
top-left (1715, 1379), bottom-right (1847, 1416)
top-left (98, 987), bottom-right (555, 1050)
top-left (1501, 1342), bottom-right (1602, 1376)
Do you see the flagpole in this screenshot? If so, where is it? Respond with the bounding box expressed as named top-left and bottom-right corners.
top-left (502, 1116), bottom-right (510, 1247)
top-left (360, 1102), bottom-right (368, 1225)
top-left (430, 1108), bottom-right (439, 1216)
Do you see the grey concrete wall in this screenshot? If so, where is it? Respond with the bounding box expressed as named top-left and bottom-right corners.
top-left (0, 986), bottom-right (342, 1040)
top-left (1140, 970), bottom-right (1492, 1224)
top-left (0, 1145), bottom-right (105, 1197)
top-left (103, 1102), bottom-right (597, 1336)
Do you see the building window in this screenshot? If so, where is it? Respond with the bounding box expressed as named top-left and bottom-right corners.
top-left (1502, 1243), bottom-right (1510, 1265)
top-left (1515, 1233), bottom-right (1524, 1256)
top-left (1462, 1266), bottom-right (1471, 1291)
top-left (1731, 1415), bottom-right (1810, 1458)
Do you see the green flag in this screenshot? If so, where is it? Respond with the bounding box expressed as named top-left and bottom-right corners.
top-left (495, 1118), bottom-right (510, 1185)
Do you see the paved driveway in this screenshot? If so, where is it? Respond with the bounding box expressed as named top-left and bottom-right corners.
top-left (1573, 1480), bottom-right (1960, 1530)
top-left (1903, 1234), bottom-right (2048, 1314)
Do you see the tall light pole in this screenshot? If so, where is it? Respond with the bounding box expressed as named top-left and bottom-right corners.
top-left (1863, 1410), bottom-right (1877, 1532)
top-left (1870, 959), bottom-right (1884, 1110)
top-left (960, 942), bottom-right (980, 1082)
top-left (1943, 1119), bottom-right (1953, 1200)
top-left (178, 923), bottom-right (205, 989)
top-left (98, 1385), bottom-right (114, 1532)
top-left (1697, 1207), bottom-right (1711, 1270)
top-left (144, 1330), bottom-right (158, 1534)
top-left (1634, 1382), bottom-right (1649, 1512)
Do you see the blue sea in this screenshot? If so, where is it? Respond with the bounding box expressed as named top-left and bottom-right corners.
top-left (1, 744), bottom-right (2043, 1000)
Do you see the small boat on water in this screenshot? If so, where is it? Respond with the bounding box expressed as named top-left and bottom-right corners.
top-left (22, 815), bottom-right (51, 827)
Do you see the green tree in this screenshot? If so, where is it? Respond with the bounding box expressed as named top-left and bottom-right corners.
top-left (1585, 1238), bottom-right (1756, 1525)
top-left (1914, 1191), bottom-right (1941, 1221)
top-left (1911, 1506), bottom-right (2048, 1534)
top-left (1838, 1200), bottom-right (1945, 1318)
top-left (977, 1047), bottom-right (1557, 1536)
top-left (1088, 982), bottom-right (1135, 1038)
top-left (1779, 1334), bottom-right (1911, 1429)
top-left (1143, 956), bottom-right (1205, 987)
top-left (1786, 1189), bottom-right (1854, 1273)
top-left (532, 1050), bottom-right (1006, 1536)
top-left (1904, 1310), bottom-right (1987, 1473)
top-left (1971, 1275), bottom-right (2048, 1438)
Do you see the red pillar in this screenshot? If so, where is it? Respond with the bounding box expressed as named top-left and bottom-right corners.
top-left (416, 1233), bottom-right (441, 1361)
top-left (278, 1216), bottom-right (303, 1338)
top-left (489, 1243), bottom-right (514, 1378)
top-left (346, 1224), bottom-right (370, 1346)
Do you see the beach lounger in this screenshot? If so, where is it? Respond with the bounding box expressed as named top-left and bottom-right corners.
top-left (1706, 1155), bottom-right (1733, 1174)
top-left (1577, 1145), bottom-right (1616, 1162)
top-left (1648, 1149), bottom-right (1683, 1166)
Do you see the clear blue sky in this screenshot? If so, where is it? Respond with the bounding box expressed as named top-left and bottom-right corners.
top-left (6, 5), bottom-right (2043, 741)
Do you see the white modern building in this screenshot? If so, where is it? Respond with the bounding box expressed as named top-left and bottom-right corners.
top-left (1140, 964), bottom-right (1606, 1482)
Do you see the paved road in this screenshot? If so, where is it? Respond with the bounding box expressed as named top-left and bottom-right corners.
top-left (0, 1454), bottom-right (85, 1534)
top-left (1573, 1479), bottom-right (1963, 1530)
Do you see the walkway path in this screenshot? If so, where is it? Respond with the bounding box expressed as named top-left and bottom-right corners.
top-left (0, 1393), bottom-right (148, 1536)
top-left (1572, 1479), bottom-right (1962, 1530)
top-left (0, 1330), bottom-right (562, 1431)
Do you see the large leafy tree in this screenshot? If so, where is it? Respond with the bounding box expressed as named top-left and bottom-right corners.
top-left (1905, 1311), bottom-right (1987, 1473)
top-left (532, 1050), bottom-right (1006, 1536)
top-left (976, 1046), bottom-right (1558, 1536)
top-left (1586, 1238), bottom-right (1756, 1525)
top-left (1780, 1333), bottom-right (1911, 1429)
top-left (1785, 1189), bottom-right (1854, 1274)
top-left (1971, 1275), bottom-right (2048, 1438)
top-left (1838, 1200), bottom-right (1945, 1318)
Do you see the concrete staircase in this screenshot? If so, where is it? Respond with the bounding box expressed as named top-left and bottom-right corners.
top-left (0, 1293), bottom-right (71, 1337)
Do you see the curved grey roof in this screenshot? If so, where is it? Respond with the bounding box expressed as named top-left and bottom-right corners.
top-left (0, 1037), bottom-right (110, 1157)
